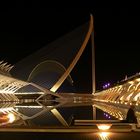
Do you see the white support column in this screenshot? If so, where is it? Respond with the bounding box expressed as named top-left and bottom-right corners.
top-left (91, 16), bottom-right (96, 120)
top-left (91, 20), bottom-right (96, 94)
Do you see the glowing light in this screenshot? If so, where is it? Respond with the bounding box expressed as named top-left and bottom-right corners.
top-left (97, 124), bottom-right (112, 130)
top-left (136, 78), bottom-right (140, 82)
top-left (15, 92), bottom-right (44, 95)
top-left (119, 117), bottom-right (123, 120)
top-left (98, 132), bottom-right (110, 140)
top-left (7, 113), bottom-right (16, 123)
top-left (128, 81), bottom-right (134, 84)
top-left (99, 132), bottom-right (109, 137)
top-left (103, 83), bottom-right (110, 89)
top-left (0, 114), bottom-right (9, 122)
top-left (15, 108), bottom-right (19, 111)
top-left (15, 106), bottom-right (43, 108)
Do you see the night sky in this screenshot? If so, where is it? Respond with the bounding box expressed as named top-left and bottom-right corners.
top-left (1, 7), bottom-right (140, 92)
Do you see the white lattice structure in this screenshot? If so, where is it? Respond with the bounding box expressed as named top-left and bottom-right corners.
top-left (0, 61), bottom-right (64, 102)
top-left (93, 74), bottom-right (140, 106)
top-left (94, 102), bottom-right (127, 120)
top-left (0, 61), bottom-right (29, 102)
top-left (0, 73), bottom-right (57, 102)
top-left (0, 75), bottom-right (29, 101)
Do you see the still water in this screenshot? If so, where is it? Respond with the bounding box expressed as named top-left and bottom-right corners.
top-left (1, 99), bottom-right (139, 128)
top-left (1, 100), bottom-right (140, 140)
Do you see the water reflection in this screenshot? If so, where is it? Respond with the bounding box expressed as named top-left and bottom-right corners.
top-left (0, 100), bottom-right (67, 127)
top-left (94, 102), bottom-right (128, 120)
top-left (98, 132), bottom-right (110, 140)
top-left (0, 100), bottom-right (140, 128)
top-left (7, 113), bottom-right (16, 123)
top-left (0, 113), bottom-right (16, 126)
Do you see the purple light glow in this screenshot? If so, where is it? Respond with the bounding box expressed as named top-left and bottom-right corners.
top-left (103, 82), bottom-right (111, 89)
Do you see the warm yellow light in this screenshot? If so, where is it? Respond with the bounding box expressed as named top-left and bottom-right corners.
top-left (97, 124), bottom-right (112, 130)
top-left (98, 132), bottom-right (110, 140)
top-left (99, 132), bottom-right (109, 137)
top-left (119, 117), bottom-right (123, 120)
top-left (136, 78), bottom-right (140, 82)
top-left (7, 113), bottom-right (16, 123)
top-left (128, 81), bottom-right (134, 84)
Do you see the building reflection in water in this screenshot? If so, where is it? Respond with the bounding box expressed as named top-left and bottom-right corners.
top-left (0, 99), bottom-right (140, 128)
top-left (0, 113), bottom-right (16, 126)
top-left (94, 102), bottom-right (128, 120)
top-left (98, 132), bottom-right (110, 140)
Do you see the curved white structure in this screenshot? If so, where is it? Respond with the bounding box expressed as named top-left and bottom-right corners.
top-left (93, 74), bottom-right (140, 106)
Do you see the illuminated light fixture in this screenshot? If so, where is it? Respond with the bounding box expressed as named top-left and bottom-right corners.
top-left (96, 124), bottom-right (112, 131)
top-left (119, 117), bottom-right (123, 120)
top-left (106, 114), bottom-right (108, 117)
top-left (136, 103), bottom-right (138, 106)
top-left (103, 83), bottom-right (110, 89)
top-left (125, 102), bottom-right (127, 105)
top-left (7, 113), bottom-right (16, 123)
top-left (99, 132), bottom-right (109, 140)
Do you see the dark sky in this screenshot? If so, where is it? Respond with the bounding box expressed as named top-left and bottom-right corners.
top-left (1, 7), bottom-right (140, 91)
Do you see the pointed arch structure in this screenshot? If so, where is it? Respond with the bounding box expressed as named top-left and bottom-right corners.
top-left (36, 15), bottom-right (94, 100)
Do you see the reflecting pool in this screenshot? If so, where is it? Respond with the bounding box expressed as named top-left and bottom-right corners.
top-left (0, 99), bottom-right (140, 128)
